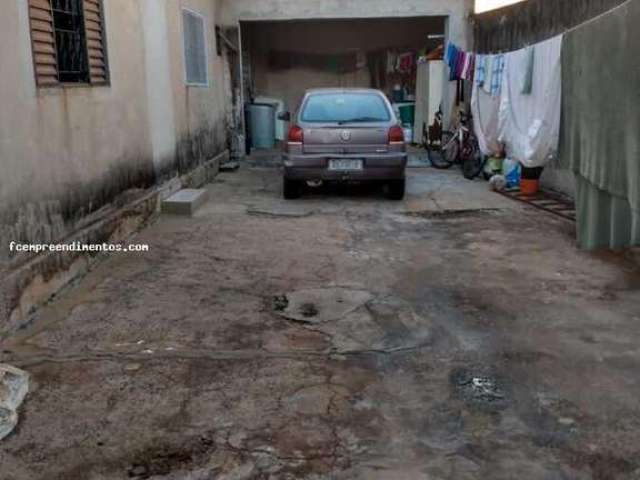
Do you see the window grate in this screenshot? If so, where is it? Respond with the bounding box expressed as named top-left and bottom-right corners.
top-left (183, 9), bottom-right (208, 86)
top-left (51, 0), bottom-right (89, 82)
top-left (28, 0), bottom-right (109, 87)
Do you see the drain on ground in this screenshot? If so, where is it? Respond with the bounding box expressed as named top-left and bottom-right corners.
top-left (405, 209), bottom-right (501, 220)
top-left (272, 295), bottom-right (289, 312)
top-left (450, 366), bottom-right (508, 411)
top-left (299, 303), bottom-right (319, 318)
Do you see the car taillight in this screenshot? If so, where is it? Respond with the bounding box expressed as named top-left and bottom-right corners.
top-left (388, 125), bottom-right (405, 144)
top-left (288, 125), bottom-right (304, 143)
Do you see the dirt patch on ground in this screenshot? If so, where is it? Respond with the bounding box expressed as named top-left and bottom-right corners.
top-left (2, 167), bottom-right (640, 479)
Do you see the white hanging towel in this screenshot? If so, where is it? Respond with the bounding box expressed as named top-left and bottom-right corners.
top-left (498, 35), bottom-right (562, 168)
top-left (471, 62), bottom-right (502, 156)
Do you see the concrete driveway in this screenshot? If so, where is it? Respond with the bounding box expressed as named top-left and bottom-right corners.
top-left (2, 162), bottom-right (640, 479)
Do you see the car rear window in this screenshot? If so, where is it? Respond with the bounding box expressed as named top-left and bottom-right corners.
top-left (300, 92), bottom-right (391, 124)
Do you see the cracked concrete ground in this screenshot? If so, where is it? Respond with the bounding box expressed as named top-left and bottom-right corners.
top-left (2, 162), bottom-right (640, 480)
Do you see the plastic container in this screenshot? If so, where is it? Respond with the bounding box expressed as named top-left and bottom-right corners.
top-left (254, 96), bottom-right (288, 141)
top-left (248, 103), bottom-right (276, 149)
top-left (520, 179), bottom-right (540, 195)
top-left (521, 166), bottom-right (544, 180)
top-left (392, 85), bottom-right (404, 103)
top-left (403, 126), bottom-right (413, 143)
top-left (398, 104), bottom-right (416, 126)
top-left (502, 158), bottom-right (521, 189)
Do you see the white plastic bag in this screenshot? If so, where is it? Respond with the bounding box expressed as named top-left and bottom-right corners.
top-left (0, 364), bottom-right (29, 441)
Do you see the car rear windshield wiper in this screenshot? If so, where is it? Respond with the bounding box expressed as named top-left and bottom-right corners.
top-left (337, 117), bottom-right (383, 125)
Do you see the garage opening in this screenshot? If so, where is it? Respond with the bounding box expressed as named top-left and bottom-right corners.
top-left (240, 17), bottom-right (446, 150)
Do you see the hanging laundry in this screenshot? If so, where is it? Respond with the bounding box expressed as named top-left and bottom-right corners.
top-left (490, 54), bottom-right (505, 96)
top-left (464, 54), bottom-right (475, 81)
top-left (455, 50), bottom-right (466, 79)
top-left (475, 54), bottom-right (486, 87)
top-left (397, 52), bottom-right (415, 73)
top-left (446, 43), bottom-right (461, 80)
top-left (497, 35), bottom-right (562, 168)
top-left (460, 52), bottom-right (471, 79)
top-left (445, 43), bottom-right (458, 69)
top-left (386, 51), bottom-right (397, 74)
top-left (471, 68), bottom-right (502, 156)
top-left (521, 47), bottom-right (535, 94)
top-left (483, 55), bottom-right (494, 94)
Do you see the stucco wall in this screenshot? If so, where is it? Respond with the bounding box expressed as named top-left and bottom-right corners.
top-left (221, 0), bottom-right (472, 45)
top-left (0, 0), bottom-right (230, 265)
top-left (473, 0), bottom-right (628, 53)
top-left (165, 0), bottom-right (230, 176)
top-left (220, 0), bottom-right (474, 125)
top-left (0, 0), bottom-right (231, 328)
top-left (245, 17), bottom-right (445, 113)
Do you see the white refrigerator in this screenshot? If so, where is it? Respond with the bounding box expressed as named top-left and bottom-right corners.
top-left (413, 60), bottom-right (444, 146)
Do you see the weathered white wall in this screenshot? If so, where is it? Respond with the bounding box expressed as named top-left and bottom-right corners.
top-left (1, 0), bottom-right (232, 328)
top-left (141, 0), bottom-right (177, 169)
top-left (0, 0), bottom-right (231, 262)
top-left (166, 0), bottom-right (230, 174)
top-left (0, 0), bottom-right (155, 256)
top-left (245, 17), bottom-right (446, 112)
top-left (221, 0), bottom-right (473, 47)
top-left (540, 163), bottom-right (577, 198)
top-left (221, 0), bottom-right (474, 124)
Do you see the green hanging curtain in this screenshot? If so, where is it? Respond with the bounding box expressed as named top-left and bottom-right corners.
top-left (560, 0), bottom-right (640, 249)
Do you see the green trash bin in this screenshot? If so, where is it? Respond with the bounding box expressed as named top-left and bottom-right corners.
top-left (398, 103), bottom-right (416, 127)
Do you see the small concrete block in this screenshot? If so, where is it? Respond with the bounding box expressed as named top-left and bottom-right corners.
top-left (161, 189), bottom-right (208, 216)
top-left (220, 161), bottom-right (240, 172)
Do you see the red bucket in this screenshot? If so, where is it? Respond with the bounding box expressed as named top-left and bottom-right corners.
top-left (520, 179), bottom-right (540, 195)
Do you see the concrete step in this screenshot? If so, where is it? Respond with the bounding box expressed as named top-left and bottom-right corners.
top-left (161, 189), bottom-right (208, 216)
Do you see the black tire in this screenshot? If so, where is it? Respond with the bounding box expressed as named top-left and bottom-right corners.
top-left (386, 179), bottom-right (405, 200)
top-left (462, 152), bottom-right (486, 180)
top-left (283, 178), bottom-right (302, 199)
top-left (429, 150), bottom-right (453, 169)
top-left (431, 131), bottom-right (456, 169)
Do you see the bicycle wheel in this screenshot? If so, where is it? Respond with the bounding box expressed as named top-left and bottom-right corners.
top-left (431, 131), bottom-right (456, 169)
top-left (461, 139), bottom-right (485, 180)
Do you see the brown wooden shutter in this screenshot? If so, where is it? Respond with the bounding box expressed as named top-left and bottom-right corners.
top-left (28, 0), bottom-right (59, 87)
top-left (83, 0), bottom-right (109, 84)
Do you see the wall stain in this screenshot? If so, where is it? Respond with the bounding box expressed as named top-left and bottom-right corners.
top-left (1, 118), bottom-right (227, 332)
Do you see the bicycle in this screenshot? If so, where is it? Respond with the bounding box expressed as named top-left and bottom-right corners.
top-left (427, 110), bottom-right (485, 180)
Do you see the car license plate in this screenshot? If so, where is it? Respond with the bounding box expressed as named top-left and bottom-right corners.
top-left (328, 159), bottom-right (363, 171)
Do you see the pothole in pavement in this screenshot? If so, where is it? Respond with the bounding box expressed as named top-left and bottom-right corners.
top-left (271, 288), bottom-right (433, 354)
top-left (273, 288), bottom-right (373, 325)
top-left (450, 366), bottom-right (509, 412)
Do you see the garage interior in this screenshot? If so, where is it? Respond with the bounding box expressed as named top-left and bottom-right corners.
top-left (240, 17), bottom-right (447, 148)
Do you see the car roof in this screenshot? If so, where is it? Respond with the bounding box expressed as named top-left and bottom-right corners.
top-left (304, 88), bottom-right (386, 95)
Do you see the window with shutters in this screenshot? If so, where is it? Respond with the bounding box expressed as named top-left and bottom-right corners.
top-left (182, 9), bottom-right (208, 86)
top-left (28, 0), bottom-right (109, 87)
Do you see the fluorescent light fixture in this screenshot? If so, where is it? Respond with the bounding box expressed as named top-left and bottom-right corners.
top-left (475, 0), bottom-right (527, 13)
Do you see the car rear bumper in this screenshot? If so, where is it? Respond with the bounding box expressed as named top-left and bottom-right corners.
top-left (283, 153), bottom-right (408, 181)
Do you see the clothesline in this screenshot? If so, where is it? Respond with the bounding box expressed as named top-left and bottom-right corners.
top-left (454, 35), bottom-right (564, 169)
top-left (445, 43), bottom-right (506, 97)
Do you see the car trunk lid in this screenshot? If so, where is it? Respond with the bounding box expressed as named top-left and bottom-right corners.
top-left (302, 125), bottom-right (390, 154)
